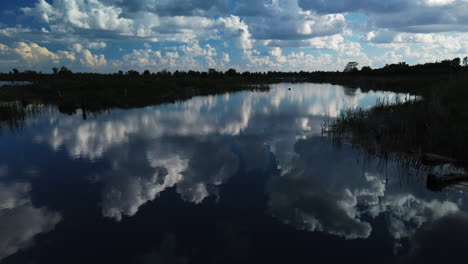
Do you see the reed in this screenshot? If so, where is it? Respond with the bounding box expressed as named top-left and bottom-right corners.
top-left (325, 75), bottom-right (468, 169)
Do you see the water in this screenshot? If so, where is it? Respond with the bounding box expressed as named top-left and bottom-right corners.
top-left (0, 81), bottom-right (32, 87)
top-left (0, 83), bottom-right (465, 263)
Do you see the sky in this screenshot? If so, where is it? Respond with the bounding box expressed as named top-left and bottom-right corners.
top-left (0, 0), bottom-right (467, 73)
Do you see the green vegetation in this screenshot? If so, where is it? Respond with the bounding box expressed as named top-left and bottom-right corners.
top-left (0, 101), bottom-right (43, 135)
top-left (325, 64), bottom-right (468, 169)
top-left (0, 68), bottom-right (270, 113)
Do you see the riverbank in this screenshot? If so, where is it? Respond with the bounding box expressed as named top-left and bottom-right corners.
top-left (325, 74), bottom-right (468, 169)
top-left (0, 76), bottom-right (270, 113)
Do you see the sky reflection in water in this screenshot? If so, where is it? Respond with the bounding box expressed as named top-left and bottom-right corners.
top-left (0, 83), bottom-right (465, 263)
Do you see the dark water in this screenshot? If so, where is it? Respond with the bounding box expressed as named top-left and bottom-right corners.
top-left (0, 83), bottom-right (466, 263)
top-left (0, 81), bottom-right (32, 87)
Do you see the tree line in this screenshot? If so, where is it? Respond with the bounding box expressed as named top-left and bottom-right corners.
top-left (2, 56), bottom-right (468, 83)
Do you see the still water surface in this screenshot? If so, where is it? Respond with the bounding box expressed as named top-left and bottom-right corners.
top-left (0, 81), bottom-right (32, 87)
top-left (0, 83), bottom-right (466, 263)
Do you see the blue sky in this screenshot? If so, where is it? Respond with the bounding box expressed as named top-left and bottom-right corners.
top-left (0, 0), bottom-right (467, 73)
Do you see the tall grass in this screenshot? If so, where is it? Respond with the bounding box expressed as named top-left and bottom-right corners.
top-left (325, 75), bottom-right (468, 169)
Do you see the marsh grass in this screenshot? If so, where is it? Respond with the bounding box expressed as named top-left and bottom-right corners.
top-left (0, 101), bottom-right (45, 135)
top-left (0, 77), bottom-right (270, 112)
top-left (325, 75), bottom-right (468, 170)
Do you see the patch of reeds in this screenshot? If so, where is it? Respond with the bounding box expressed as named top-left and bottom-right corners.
top-left (0, 101), bottom-right (45, 135)
top-left (324, 80), bottom-right (468, 170)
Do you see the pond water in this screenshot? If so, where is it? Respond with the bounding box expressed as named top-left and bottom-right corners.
top-left (0, 83), bottom-right (466, 263)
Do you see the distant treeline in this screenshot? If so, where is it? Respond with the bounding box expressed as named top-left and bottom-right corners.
top-left (1, 56), bottom-right (467, 82)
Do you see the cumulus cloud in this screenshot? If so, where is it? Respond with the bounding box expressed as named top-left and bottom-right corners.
top-left (87, 41), bottom-right (107, 49)
top-left (80, 49), bottom-right (107, 67)
top-left (22, 0), bottom-right (134, 33)
top-left (0, 42), bottom-right (76, 70)
top-left (13, 42), bottom-right (73, 65)
top-left (238, 0), bottom-right (346, 41)
top-left (244, 49), bottom-right (365, 72)
top-left (0, 42), bottom-right (112, 71)
top-left (20, 0), bottom-right (254, 48)
top-left (364, 30), bottom-right (468, 66)
top-left (1, 0), bottom-right (467, 71)
top-left (108, 41), bottom-right (220, 71)
top-left (218, 15), bottom-right (253, 49)
top-left (0, 182), bottom-right (61, 261)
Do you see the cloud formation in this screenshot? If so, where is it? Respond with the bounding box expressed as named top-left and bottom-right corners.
top-left (1, 0), bottom-right (468, 71)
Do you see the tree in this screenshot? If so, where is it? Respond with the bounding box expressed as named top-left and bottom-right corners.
top-left (344, 62), bottom-right (359, 72)
top-left (12, 69), bottom-right (19, 75)
top-left (52, 67), bottom-right (58, 75)
top-left (452, 57), bottom-right (461, 68)
top-left (463, 56), bottom-right (468, 67)
top-left (225, 68), bottom-right (238, 77)
top-left (143, 70), bottom-right (151, 76)
top-left (127, 70), bottom-right (139, 76)
top-left (58, 66), bottom-right (72, 76)
top-left (208, 68), bottom-right (218, 75)
top-left (361, 66), bottom-right (372, 73)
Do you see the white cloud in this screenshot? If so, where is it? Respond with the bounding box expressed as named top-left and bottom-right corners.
top-left (422, 0), bottom-right (457, 6)
top-left (0, 26), bottom-right (33, 38)
top-left (23, 0), bottom-right (134, 33)
top-left (218, 15), bottom-right (253, 50)
top-left (14, 42), bottom-right (61, 64)
top-left (222, 53), bottom-right (230, 63)
top-left (87, 41), bottom-right (107, 49)
top-left (3, 0), bottom-right (468, 72)
top-left (239, 1), bottom-right (346, 41)
top-left (80, 49), bottom-right (107, 67)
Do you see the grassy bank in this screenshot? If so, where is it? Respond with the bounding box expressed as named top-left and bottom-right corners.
top-left (0, 75), bottom-right (270, 113)
top-left (325, 74), bottom-right (468, 169)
